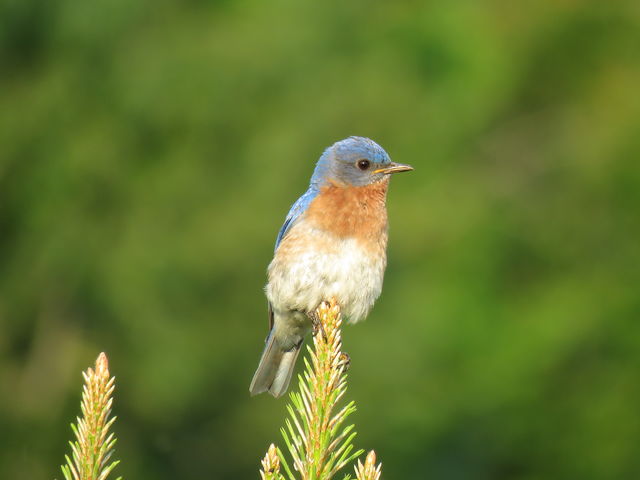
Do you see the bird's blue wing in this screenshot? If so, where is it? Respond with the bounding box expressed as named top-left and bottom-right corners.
top-left (274, 187), bottom-right (318, 250)
top-left (267, 187), bottom-right (318, 330)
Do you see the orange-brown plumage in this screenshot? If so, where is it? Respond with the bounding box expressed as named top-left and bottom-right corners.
top-left (305, 179), bottom-right (389, 246)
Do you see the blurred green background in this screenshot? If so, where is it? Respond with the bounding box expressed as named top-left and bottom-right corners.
top-left (1, 0), bottom-right (639, 479)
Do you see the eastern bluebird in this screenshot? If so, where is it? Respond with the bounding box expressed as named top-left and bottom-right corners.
top-left (249, 137), bottom-right (412, 397)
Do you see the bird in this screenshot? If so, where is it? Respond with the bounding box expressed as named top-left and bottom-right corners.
top-left (249, 136), bottom-right (412, 397)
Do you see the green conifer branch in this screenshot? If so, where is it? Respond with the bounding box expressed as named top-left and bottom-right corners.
top-left (260, 301), bottom-right (382, 480)
top-left (60, 352), bottom-right (121, 480)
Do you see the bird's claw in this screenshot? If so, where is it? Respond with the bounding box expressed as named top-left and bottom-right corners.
top-left (339, 352), bottom-right (351, 371)
top-left (310, 311), bottom-right (328, 342)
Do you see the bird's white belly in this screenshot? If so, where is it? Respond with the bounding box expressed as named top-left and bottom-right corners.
top-left (267, 228), bottom-right (386, 323)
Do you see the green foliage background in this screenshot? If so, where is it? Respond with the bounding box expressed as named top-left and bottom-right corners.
top-left (1, 1), bottom-right (639, 479)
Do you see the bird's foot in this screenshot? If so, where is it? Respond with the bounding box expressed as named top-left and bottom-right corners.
top-left (339, 352), bottom-right (351, 371)
top-left (310, 311), bottom-right (328, 342)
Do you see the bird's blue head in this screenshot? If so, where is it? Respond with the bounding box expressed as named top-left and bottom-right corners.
top-left (310, 136), bottom-right (412, 188)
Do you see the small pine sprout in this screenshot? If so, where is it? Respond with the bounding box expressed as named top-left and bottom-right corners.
top-left (354, 451), bottom-right (382, 480)
top-left (60, 352), bottom-right (121, 480)
top-left (260, 444), bottom-right (285, 480)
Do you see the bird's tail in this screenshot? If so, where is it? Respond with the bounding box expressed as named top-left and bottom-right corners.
top-left (249, 330), bottom-right (302, 398)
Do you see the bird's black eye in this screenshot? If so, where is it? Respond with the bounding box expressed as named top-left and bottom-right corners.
top-left (357, 159), bottom-right (370, 171)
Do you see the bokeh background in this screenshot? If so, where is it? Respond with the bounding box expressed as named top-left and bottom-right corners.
top-left (1, 1), bottom-right (639, 479)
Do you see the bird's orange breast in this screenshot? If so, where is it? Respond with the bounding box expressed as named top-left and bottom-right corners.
top-left (305, 179), bottom-right (389, 245)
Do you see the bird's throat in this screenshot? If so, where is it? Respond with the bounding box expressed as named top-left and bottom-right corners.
top-left (305, 180), bottom-right (389, 241)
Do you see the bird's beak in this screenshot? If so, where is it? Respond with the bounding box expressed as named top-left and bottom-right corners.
top-left (373, 162), bottom-right (414, 175)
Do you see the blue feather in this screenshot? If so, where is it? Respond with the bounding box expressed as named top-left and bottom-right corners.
top-left (274, 186), bottom-right (319, 250)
